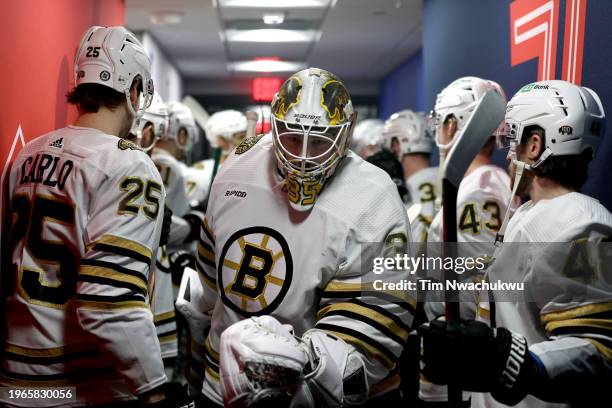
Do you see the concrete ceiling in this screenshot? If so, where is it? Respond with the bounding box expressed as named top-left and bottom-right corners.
top-left (126, 0), bottom-right (422, 96)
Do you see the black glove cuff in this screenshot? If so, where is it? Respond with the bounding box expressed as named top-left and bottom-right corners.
top-left (182, 212), bottom-right (202, 243)
top-left (491, 328), bottom-right (533, 406)
top-left (144, 382), bottom-right (195, 408)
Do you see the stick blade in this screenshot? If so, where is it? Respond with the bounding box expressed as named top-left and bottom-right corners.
top-left (443, 89), bottom-right (506, 187)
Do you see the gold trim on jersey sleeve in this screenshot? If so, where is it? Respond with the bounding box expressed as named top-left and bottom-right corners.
top-left (90, 234), bottom-right (153, 263)
top-left (544, 318), bottom-right (612, 334)
top-left (317, 302), bottom-right (410, 341)
top-left (540, 302), bottom-right (612, 324)
top-left (322, 280), bottom-right (417, 309)
top-left (72, 299), bottom-right (148, 310)
top-left (154, 310), bottom-right (176, 323)
top-left (79, 265), bottom-right (148, 294)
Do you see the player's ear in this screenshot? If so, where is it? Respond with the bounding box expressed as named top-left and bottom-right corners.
top-left (129, 77), bottom-right (141, 111)
top-left (526, 131), bottom-right (543, 161)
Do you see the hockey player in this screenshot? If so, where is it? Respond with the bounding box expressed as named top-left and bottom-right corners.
top-left (204, 109), bottom-right (247, 164)
top-left (152, 101), bottom-right (201, 248)
top-left (383, 109), bottom-right (439, 244)
top-left (427, 77), bottom-right (512, 250)
top-left (0, 26), bottom-right (191, 407)
top-left (419, 77), bottom-right (514, 404)
top-left (350, 118), bottom-right (385, 159)
top-left (182, 110), bottom-right (247, 211)
top-left (180, 68), bottom-right (415, 406)
top-left (132, 92), bottom-right (169, 152)
top-left (419, 80), bottom-right (611, 407)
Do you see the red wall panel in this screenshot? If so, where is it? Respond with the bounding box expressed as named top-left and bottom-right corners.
top-left (0, 0), bottom-right (124, 177)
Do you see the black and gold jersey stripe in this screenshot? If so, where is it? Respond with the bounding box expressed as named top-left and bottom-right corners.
top-left (88, 234), bottom-right (153, 265)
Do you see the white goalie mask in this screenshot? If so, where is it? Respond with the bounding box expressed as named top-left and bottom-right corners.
top-left (166, 101), bottom-right (198, 152)
top-left (204, 110), bottom-right (248, 154)
top-left (131, 92), bottom-right (168, 151)
top-left (494, 80), bottom-right (605, 244)
top-left (271, 68), bottom-right (355, 211)
top-left (428, 76), bottom-right (506, 155)
top-left (383, 109), bottom-right (433, 159)
top-left (74, 26), bottom-right (154, 120)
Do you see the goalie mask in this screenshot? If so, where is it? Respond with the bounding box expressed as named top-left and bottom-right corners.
top-left (131, 92), bottom-right (168, 151)
top-left (205, 110), bottom-right (248, 154)
top-left (494, 80), bottom-right (605, 244)
top-left (74, 26), bottom-right (154, 120)
top-left (383, 109), bottom-right (433, 160)
top-left (271, 67), bottom-right (355, 211)
top-left (166, 101), bottom-right (198, 152)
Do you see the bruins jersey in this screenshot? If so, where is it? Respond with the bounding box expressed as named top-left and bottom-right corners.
top-left (1, 126), bottom-right (167, 406)
top-left (473, 192), bottom-right (612, 408)
top-left (183, 159), bottom-right (215, 209)
top-left (193, 134), bottom-right (415, 404)
top-left (405, 166), bottom-right (440, 248)
top-left (151, 249), bottom-right (178, 376)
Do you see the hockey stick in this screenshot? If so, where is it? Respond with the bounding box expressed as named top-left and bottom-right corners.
top-left (441, 89), bottom-right (506, 406)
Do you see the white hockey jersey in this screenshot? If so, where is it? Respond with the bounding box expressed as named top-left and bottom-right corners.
top-left (151, 148), bottom-right (190, 217)
top-left (191, 134), bottom-right (415, 404)
top-left (405, 166), bottom-right (439, 247)
top-left (1, 126), bottom-right (167, 407)
top-left (473, 192), bottom-right (612, 408)
top-left (151, 248), bottom-right (178, 374)
top-left (183, 159), bottom-right (215, 209)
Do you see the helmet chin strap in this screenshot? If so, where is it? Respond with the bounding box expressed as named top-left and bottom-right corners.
top-left (494, 148), bottom-right (528, 246)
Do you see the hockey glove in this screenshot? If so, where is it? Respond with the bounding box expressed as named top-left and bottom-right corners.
top-left (418, 319), bottom-right (543, 406)
top-left (219, 316), bottom-right (309, 408)
top-left (168, 250), bottom-right (195, 286)
top-left (141, 382), bottom-right (195, 408)
top-left (182, 210), bottom-right (204, 243)
top-left (160, 205), bottom-right (173, 247)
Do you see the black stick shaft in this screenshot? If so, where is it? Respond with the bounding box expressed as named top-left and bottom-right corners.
top-left (442, 178), bottom-right (461, 406)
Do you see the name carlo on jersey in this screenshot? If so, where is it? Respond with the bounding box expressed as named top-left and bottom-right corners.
top-left (18, 153), bottom-right (73, 190)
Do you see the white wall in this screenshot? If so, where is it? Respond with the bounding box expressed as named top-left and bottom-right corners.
top-left (142, 33), bottom-right (182, 102)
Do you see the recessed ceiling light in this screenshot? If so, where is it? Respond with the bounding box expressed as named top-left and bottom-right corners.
top-left (225, 29), bottom-right (316, 43)
top-left (220, 0), bottom-right (330, 8)
top-left (230, 59), bottom-right (306, 73)
top-left (149, 10), bottom-right (183, 26)
top-left (263, 12), bottom-right (285, 25)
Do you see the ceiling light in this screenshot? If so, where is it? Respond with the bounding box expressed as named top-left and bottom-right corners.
top-left (220, 0), bottom-right (330, 8)
top-left (230, 59), bottom-right (306, 73)
top-left (263, 12), bottom-right (285, 25)
top-left (149, 10), bottom-right (183, 26)
top-left (226, 29), bottom-right (316, 43)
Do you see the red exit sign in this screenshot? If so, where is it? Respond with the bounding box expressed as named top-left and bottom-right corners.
top-left (252, 77), bottom-right (282, 102)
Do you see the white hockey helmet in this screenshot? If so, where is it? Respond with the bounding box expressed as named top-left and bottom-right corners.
top-left (204, 110), bottom-right (247, 152)
top-left (166, 101), bottom-right (198, 152)
top-left (132, 92), bottom-right (168, 151)
top-left (271, 67), bottom-right (355, 211)
top-left (383, 109), bottom-right (433, 159)
top-left (74, 26), bottom-right (153, 119)
top-left (350, 119), bottom-right (384, 158)
top-left (498, 80), bottom-right (605, 168)
top-left (428, 76), bottom-right (506, 153)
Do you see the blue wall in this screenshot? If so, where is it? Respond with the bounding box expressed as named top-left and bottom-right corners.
top-left (379, 50), bottom-right (424, 119)
top-left (379, 0), bottom-right (612, 210)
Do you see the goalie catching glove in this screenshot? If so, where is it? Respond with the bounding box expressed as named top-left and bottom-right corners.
top-left (418, 318), bottom-right (546, 406)
top-left (219, 316), bottom-right (368, 407)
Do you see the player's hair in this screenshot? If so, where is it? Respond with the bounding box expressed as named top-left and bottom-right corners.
top-left (66, 76), bottom-right (142, 113)
top-left (521, 125), bottom-right (591, 190)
